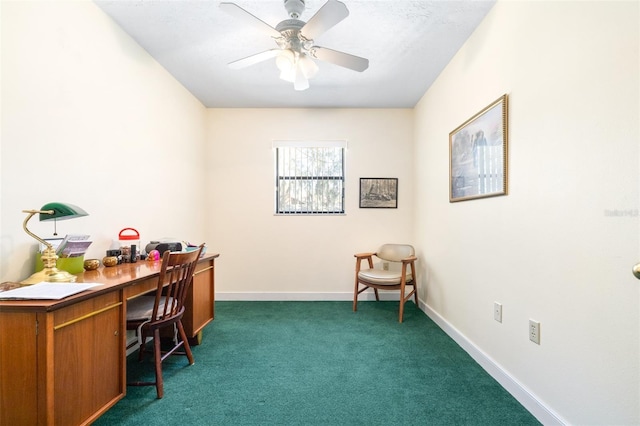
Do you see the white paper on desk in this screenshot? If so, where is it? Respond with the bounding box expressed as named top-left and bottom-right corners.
top-left (0, 282), bottom-right (102, 300)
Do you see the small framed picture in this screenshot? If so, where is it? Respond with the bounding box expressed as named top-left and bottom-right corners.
top-left (450, 94), bottom-right (508, 202)
top-left (359, 178), bottom-right (398, 208)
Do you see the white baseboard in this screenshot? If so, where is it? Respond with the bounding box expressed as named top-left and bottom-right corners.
top-left (215, 291), bottom-right (564, 424)
top-left (216, 291), bottom-right (395, 301)
top-left (418, 300), bottom-right (566, 426)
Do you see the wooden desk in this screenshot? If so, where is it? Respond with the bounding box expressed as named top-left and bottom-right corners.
top-left (0, 253), bottom-right (218, 426)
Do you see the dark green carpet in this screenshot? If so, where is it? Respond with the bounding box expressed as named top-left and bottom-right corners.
top-left (94, 301), bottom-right (539, 425)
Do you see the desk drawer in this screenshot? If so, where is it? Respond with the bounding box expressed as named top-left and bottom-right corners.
top-left (54, 291), bottom-right (121, 328)
top-left (123, 276), bottom-right (157, 300)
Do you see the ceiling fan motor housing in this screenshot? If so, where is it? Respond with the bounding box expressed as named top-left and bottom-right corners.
top-left (284, 0), bottom-right (305, 19)
top-left (275, 19), bottom-right (312, 53)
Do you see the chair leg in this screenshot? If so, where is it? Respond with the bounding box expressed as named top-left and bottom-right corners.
top-left (398, 282), bottom-right (406, 323)
top-left (176, 320), bottom-right (194, 365)
top-left (138, 333), bottom-right (148, 361)
top-left (398, 284), bottom-right (417, 323)
top-left (153, 329), bottom-right (164, 399)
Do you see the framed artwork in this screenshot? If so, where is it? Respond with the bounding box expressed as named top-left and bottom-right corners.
top-left (449, 94), bottom-right (508, 202)
top-left (359, 178), bottom-right (398, 208)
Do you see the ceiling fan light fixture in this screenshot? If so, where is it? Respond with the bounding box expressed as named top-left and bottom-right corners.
top-left (299, 54), bottom-right (318, 79)
top-left (294, 69), bottom-right (309, 91)
top-left (276, 49), bottom-right (295, 73)
top-left (277, 49), bottom-right (298, 83)
top-left (279, 67), bottom-right (296, 83)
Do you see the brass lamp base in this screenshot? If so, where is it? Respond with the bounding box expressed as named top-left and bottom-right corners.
top-left (21, 246), bottom-right (77, 285)
top-left (21, 267), bottom-right (77, 285)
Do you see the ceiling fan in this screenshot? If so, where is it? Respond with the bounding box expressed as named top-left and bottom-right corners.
top-left (219, 0), bottom-right (369, 91)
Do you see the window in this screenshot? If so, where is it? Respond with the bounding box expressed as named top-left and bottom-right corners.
top-left (274, 140), bottom-right (346, 214)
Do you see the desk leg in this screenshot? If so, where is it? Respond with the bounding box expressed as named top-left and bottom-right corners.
top-left (188, 330), bottom-right (203, 346)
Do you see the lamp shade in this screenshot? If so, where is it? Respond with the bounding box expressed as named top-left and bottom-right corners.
top-left (39, 202), bottom-right (88, 221)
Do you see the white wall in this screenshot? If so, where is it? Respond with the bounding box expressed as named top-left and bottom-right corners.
top-left (415, 1), bottom-right (639, 424)
top-left (205, 108), bottom-right (414, 297)
top-left (0, 1), bottom-right (207, 282)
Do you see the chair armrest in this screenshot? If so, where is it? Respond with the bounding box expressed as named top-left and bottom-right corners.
top-left (354, 252), bottom-right (376, 259)
top-left (354, 252), bottom-right (375, 272)
top-left (401, 255), bottom-right (417, 263)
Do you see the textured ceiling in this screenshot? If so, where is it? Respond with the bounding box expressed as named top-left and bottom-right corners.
top-left (94, 0), bottom-right (496, 108)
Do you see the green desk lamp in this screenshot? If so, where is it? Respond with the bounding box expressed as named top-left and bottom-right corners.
top-left (21, 202), bottom-right (88, 285)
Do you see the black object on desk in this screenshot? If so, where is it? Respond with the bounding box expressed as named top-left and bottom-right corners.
top-left (145, 241), bottom-right (182, 256)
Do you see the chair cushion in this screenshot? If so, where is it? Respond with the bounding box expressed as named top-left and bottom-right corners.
top-left (358, 268), bottom-right (413, 285)
top-left (127, 295), bottom-right (170, 321)
top-left (376, 244), bottom-right (415, 262)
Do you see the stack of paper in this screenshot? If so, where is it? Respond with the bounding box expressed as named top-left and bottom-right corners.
top-left (0, 282), bottom-right (102, 300)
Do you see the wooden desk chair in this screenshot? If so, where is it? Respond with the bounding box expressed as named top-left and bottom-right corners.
top-left (126, 244), bottom-right (204, 398)
top-left (353, 244), bottom-right (418, 323)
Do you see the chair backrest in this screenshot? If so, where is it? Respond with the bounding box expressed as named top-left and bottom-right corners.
top-left (376, 244), bottom-right (415, 262)
top-left (150, 245), bottom-right (204, 323)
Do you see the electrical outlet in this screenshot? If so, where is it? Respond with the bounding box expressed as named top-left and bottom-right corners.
top-left (529, 319), bottom-right (540, 344)
top-left (383, 262), bottom-right (389, 271)
top-left (494, 302), bottom-right (502, 323)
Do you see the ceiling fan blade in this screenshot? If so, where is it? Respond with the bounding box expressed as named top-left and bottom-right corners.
top-left (300, 0), bottom-right (349, 40)
top-left (219, 3), bottom-right (281, 38)
top-left (228, 49), bottom-right (281, 69)
top-left (309, 46), bottom-right (369, 72)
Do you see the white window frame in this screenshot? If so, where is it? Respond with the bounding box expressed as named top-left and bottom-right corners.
top-left (273, 140), bottom-right (347, 215)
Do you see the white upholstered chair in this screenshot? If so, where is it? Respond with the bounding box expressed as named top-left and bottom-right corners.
top-left (353, 244), bottom-right (417, 323)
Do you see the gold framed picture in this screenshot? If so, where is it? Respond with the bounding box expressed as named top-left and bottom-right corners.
top-left (449, 94), bottom-right (508, 202)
